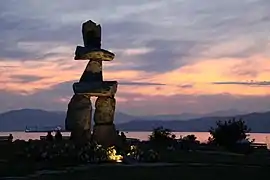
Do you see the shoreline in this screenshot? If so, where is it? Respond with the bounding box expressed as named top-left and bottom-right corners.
top-left (1, 131), bottom-right (269, 143)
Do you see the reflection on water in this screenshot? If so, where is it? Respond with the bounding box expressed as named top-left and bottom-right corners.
top-left (125, 132), bottom-right (270, 144)
top-left (0, 131), bottom-right (270, 144)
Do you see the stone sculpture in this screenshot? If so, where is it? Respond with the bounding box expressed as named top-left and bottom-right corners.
top-left (65, 20), bottom-right (118, 147)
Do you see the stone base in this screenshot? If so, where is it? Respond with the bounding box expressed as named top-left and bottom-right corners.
top-left (73, 81), bottom-right (117, 97)
top-left (70, 129), bottom-right (91, 142)
top-left (74, 46), bottom-right (115, 61)
top-left (65, 94), bottom-right (92, 142)
top-left (92, 124), bottom-right (119, 147)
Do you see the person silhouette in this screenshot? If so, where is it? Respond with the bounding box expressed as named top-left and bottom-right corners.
top-left (8, 134), bottom-right (13, 142)
top-left (55, 130), bottom-right (63, 141)
top-left (46, 131), bottom-right (53, 141)
top-left (120, 132), bottom-right (127, 142)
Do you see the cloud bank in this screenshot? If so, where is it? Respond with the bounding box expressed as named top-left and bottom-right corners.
top-left (0, 0), bottom-right (269, 115)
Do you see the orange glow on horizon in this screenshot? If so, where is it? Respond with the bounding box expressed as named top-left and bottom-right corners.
top-left (1, 55), bottom-right (269, 96)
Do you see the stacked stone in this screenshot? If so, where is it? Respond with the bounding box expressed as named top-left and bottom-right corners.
top-left (65, 20), bottom-right (118, 147)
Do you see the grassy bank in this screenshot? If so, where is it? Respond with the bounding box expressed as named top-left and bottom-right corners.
top-left (9, 163), bottom-right (269, 180)
top-left (1, 150), bottom-right (270, 178)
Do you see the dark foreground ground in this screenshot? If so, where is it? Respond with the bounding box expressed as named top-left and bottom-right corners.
top-left (1, 150), bottom-right (270, 180)
top-left (2, 163), bottom-right (269, 180)
top-left (0, 139), bottom-right (269, 179)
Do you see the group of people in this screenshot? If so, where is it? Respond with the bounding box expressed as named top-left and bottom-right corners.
top-left (45, 130), bottom-right (127, 143)
top-left (45, 130), bottom-right (63, 141)
top-left (6, 130), bottom-right (127, 144)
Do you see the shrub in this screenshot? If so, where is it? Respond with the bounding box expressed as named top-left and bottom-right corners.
top-left (149, 126), bottom-right (175, 148)
top-left (183, 134), bottom-right (197, 142)
top-left (209, 118), bottom-right (251, 149)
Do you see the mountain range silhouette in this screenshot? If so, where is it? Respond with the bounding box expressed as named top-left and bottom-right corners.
top-left (0, 109), bottom-right (269, 132)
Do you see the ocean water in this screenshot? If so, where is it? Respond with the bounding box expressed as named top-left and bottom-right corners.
top-left (0, 131), bottom-right (270, 144)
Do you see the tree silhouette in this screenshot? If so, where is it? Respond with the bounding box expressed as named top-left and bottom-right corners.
top-left (149, 126), bottom-right (174, 148)
top-left (183, 134), bottom-right (197, 142)
top-left (209, 118), bottom-right (251, 148)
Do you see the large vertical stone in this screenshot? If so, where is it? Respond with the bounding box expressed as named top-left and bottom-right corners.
top-left (94, 96), bottom-right (116, 124)
top-left (65, 94), bottom-right (92, 141)
top-left (92, 96), bottom-right (118, 147)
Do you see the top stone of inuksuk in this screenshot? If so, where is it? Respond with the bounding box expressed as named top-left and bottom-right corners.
top-left (65, 20), bottom-right (119, 147)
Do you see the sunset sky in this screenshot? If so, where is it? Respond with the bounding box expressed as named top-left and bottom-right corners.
top-left (0, 0), bottom-right (270, 115)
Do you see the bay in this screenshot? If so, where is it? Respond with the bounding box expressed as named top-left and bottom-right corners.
top-left (1, 131), bottom-right (270, 144)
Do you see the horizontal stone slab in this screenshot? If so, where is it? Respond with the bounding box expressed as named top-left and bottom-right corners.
top-left (74, 46), bottom-right (115, 61)
top-left (73, 81), bottom-right (118, 97)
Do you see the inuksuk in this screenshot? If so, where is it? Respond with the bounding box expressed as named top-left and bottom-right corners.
top-left (65, 20), bottom-right (118, 147)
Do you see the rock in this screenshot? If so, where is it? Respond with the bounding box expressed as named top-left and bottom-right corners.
top-left (82, 20), bottom-right (101, 49)
top-left (94, 96), bottom-right (116, 124)
top-left (92, 124), bottom-right (118, 147)
top-left (65, 94), bottom-right (92, 141)
top-left (73, 81), bottom-right (118, 97)
top-left (79, 59), bottom-right (103, 82)
top-left (92, 96), bottom-right (118, 147)
top-left (74, 46), bottom-right (115, 61)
